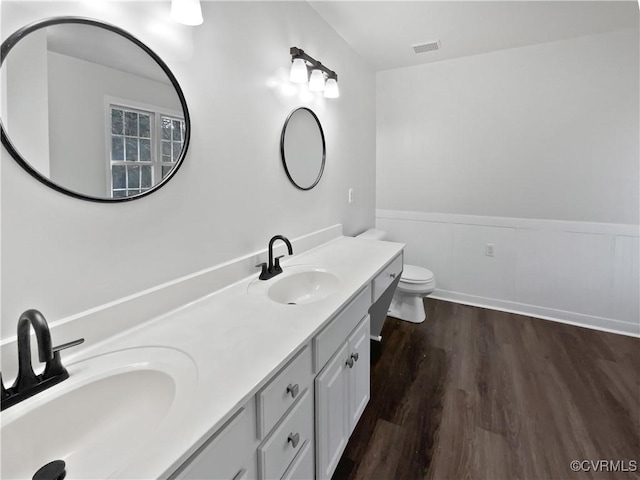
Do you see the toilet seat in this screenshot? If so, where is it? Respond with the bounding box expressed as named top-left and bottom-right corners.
top-left (401, 265), bottom-right (434, 284)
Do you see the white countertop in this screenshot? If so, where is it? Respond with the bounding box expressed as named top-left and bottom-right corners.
top-left (3, 236), bottom-right (403, 479)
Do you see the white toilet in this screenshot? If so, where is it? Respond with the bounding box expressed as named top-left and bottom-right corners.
top-left (357, 229), bottom-right (436, 323)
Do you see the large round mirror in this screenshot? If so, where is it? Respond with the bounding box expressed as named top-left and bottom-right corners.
top-left (0, 17), bottom-right (190, 202)
top-left (280, 107), bottom-right (326, 190)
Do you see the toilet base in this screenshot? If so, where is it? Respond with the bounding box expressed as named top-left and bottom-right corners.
top-left (388, 291), bottom-right (428, 324)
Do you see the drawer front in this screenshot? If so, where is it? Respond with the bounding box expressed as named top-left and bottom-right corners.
top-left (257, 345), bottom-right (313, 438)
top-left (282, 439), bottom-right (314, 480)
top-left (174, 397), bottom-right (257, 480)
top-left (314, 284), bottom-right (371, 372)
top-left (372, 253), bottom-right (403, 302)
top-left (258, 388), bottom-right (313, 480)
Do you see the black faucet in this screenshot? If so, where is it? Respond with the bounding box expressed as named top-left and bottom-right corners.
top-left (257, 235), bottom-right (294, 280)
top-left (1, 309), bottom-right (84, 411)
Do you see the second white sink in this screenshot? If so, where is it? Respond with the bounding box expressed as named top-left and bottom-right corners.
top-left (249, 266), bottom-right (341, 305)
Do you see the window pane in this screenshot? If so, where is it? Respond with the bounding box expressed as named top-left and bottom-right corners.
top-left (111, 109), bottom-right (124, 135)
top-left (128, 165), bottom-right (140, 188)
top-left (127, 189), bottom-right (141, 196)
top-left (172, 120), bottom-right (182, 141)
top-left (172, 141), bottom-right (182, 161)
top-left (140, 139), bottom-right (151, 161)
top-left (161, 118), bottom-right (172, 140)
top-left (111, 136), bottom-right (124, 161)
top-left (141, 166), bottom-right (152, 188)
top-left (162, 140), bottom-right (171, 156)
top-left (113, 190), bottom-right (127, 198)
top-left (125, 138), bottom-right (138, 161)
top-left (124, 111), bottom-right (138, 136)
top-left (112, 165), bottom-right (126, 189)
top-left (162, 166), bottom-right (173, 178)
top-left (139, 114), bottom-right (151, 138)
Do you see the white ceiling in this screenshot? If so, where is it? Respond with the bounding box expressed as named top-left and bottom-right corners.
top-left (46, 23), bottom-right (171, 84)
top-left (309, 1), bottom-right (639, 71)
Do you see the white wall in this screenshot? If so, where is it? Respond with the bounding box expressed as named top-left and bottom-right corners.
top-left (0, 1), bottom-right (376, 338)
top-left (47, 51), bottom-right (182, 197)
top-left (4, 29), bottom-right (50, 176)
top-left (377, 29), bottom-right (639, 336)
top-left (377, 29), bottom-right (639, 224)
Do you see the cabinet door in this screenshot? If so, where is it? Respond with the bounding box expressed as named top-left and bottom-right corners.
top-left (315, 342), bottom-right (350, 480)
top-left (348, 315), bottom-right (370, 431)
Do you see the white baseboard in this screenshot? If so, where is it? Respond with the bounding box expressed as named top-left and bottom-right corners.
top-left (430, 289), bottom-right (640, 338)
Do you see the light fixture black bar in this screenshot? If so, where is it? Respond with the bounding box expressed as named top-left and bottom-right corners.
top-left (290, 46), bottom-right (337, 80)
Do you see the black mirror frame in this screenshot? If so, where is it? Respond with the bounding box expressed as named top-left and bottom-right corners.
top-left (280, 107), bottom-right (326, 191)
top-left (0, 16), bottom-right (191, 203)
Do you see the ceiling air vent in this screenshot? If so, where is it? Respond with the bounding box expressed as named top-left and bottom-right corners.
top-left (411, 40), bottom-right (440, 54)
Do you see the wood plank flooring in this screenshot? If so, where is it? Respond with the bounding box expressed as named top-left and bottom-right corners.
top-left (333, 299), bottom-right (639, 480)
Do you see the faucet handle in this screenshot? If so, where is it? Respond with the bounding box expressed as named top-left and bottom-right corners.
top-left (52, 338), bottom-right (85, 353)
top-left (42, 338), bottom-right (85, 381)
top-left (256, 262), bottom-right (269, 280)
top-left (274, 255), bottom-right (285, 272)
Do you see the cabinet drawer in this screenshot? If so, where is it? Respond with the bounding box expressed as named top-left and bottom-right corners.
top-left (372, 253), bottom-right (403, 302)
top-left (174, 397), bottom-right (257, 480)
top-left (257, 345), bottom-right (313, 439)
top-left (314, 285), bottom-right (371, 372)
top-left (258, 388), bottom-right (313, 480)
top-left (282, 439), bottom-right (314, 480)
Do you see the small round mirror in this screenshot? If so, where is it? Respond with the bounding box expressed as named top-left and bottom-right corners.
top-left (0, 17), bottom-right (190, 202)
top-left (280, 107), bottom-right (325, 190)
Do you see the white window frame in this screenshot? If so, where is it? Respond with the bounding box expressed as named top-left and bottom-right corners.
top-left (104, 95), bottom-right (184, 198)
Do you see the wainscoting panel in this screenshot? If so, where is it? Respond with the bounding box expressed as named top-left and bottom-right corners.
top-left (376, 210), bottom-right (639, 337)
top-left (613, 235), bottom-right (640, 323)
top-left (514, 229), bottom-right (616, 319)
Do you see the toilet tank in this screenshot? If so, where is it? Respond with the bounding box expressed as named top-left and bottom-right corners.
top-left (356, 229), bottom-right (387, 241)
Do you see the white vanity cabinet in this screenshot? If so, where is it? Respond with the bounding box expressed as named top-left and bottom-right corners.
top-left (169, 249), bottom-right (404, 480)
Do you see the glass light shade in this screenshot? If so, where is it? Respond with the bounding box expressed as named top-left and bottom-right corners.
top-left (309, 69), bottom-right (325, 92)
top-left (324, 78), bottom-right (339, 98)
top-left (171, 0), bottom-right (203, 26)
top-left (290, 58), bottom-right (308, 83)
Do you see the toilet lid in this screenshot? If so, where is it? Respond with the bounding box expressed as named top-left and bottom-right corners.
top-left (401, 265), bottom-right (434, 284)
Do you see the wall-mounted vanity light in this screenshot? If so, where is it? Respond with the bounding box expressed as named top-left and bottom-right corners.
top-left (289, 47), bottom-right (339, 99)
top-left (171, 0), bottom-right (203, 26)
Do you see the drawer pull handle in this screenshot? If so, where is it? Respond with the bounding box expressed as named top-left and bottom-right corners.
top-left (346, 357), bottom-right (354, 368)
top-left (351, 352), bottom-right (359, 362)
top-left (288, 432), bottom-right (300, 448)
top-left (390, 273), bottom-right (397, 279)
top-left (286, 383), bottom-right (299, 398)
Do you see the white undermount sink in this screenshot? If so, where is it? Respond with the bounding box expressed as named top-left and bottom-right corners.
top-left (248, 265), bottom-right (341, 305)
top-left (0, 347), bottom-right (197, 479)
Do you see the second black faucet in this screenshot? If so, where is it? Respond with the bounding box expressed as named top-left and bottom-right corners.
top-left (257, 235), bottom-right (293, 280)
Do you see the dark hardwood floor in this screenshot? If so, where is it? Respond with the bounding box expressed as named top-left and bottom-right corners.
top-left (333, 299), bottom-right (639, 480)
